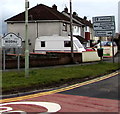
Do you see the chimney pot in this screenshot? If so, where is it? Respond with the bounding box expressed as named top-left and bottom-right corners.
top-left (52, 4), bottom-right (57, 10)
top-left (64, 7), bottom-right (68, 13)
top-left (73, 12), bottom-right (78, 16)
top-left (84, 16), bottom-right (87, 20)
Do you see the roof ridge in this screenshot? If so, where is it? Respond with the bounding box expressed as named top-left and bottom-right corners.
top-left (5, 4), bottom-right (70, 22)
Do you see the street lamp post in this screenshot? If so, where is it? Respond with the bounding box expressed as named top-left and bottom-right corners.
top-left (70, 0), bottom-right (74, 63)
top-left (25, 0), bottom-right (29, 77)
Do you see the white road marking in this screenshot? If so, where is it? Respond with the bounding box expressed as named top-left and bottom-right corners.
top-left (0, 101), bottom-right (61, 113)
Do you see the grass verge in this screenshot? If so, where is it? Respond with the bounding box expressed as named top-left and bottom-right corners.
top-left (2, 62), bottom-right (120, 94)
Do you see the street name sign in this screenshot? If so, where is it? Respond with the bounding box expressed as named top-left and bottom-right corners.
top-left (94, 31), bottom-right (115, 37)
top-left (2, 33), bottom-right (22, 48)
top-left (92, 16), bottom-right (115, 22)
top-left (92, 16), bottom-right (115, 37)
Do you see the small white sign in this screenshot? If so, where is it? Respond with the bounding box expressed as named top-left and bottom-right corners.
top-left (93, 22), bottom-right (115, 31)
top-left (2, 33), bottom-right (22, 48)
top-left (92, 16), bottom-right (115, 22)
top-left (94, 31), bottom-right (114, 37)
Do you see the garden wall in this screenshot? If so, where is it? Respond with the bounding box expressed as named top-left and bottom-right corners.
top-left (82, 51), bottom-right (100, 62)
top-left (3, 52), bottom-right (82, 69)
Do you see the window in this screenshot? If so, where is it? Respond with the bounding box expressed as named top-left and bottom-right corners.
top-left (73, 26), bottom-right (80, 35)
top-left (74, 40), bottom-right (83, 48)
top-left (64, 41), bottom-right (71, 47)
top-left (63, 23), bottom-right (67, 31)
top-left (41, 41), bottom-right (45, 47)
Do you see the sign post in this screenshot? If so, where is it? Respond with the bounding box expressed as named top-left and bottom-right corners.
top-left (3, 48), bottom-right (6, 70)
top-left (92, 16), bottom-right (115, 63)
top-left (111, 36), bottom-right (115, 63)
top-left (17, 48), bottom-right (20, 70)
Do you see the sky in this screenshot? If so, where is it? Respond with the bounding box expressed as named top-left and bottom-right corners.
top-left (0, 0), bottom-right (120, 34)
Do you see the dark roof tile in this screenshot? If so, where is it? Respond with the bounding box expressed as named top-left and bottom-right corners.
top-left (73, 15), bottom-right (93, 27)
top-left (5, 4), bottom-right (70, 22)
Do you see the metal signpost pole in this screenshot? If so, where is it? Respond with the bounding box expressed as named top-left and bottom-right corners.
top-left (99, 36), bottom-right (103, 61)
top-left (112, 34), bottom-right (115, 63)
top-left (25, 0), bottom-right (29, 77)
top-left (17, 48), bottom-right (20, 70)
top-left (70, 0), bottom-right (74, 63)
top-left (3, 48), bottom-right (5, 71)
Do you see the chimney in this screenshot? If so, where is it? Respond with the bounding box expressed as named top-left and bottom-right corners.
top-left (89, 20), bottom-right (91, 23)
top-left (83, 16), bottom-right (87, 20)
top-left (64, 7), bottom-right (68, 13)
top-left (73, 12), bottom-right (78, 17)
top-left (52, 4), bottom-right (57, 10)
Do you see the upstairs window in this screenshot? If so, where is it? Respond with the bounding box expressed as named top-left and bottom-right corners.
top-left (41, 41), bottom-right (45, 47)
top-left (73, 26), bottom-right (80, 35)
top-left (63, 23), bottom-right (67, 31)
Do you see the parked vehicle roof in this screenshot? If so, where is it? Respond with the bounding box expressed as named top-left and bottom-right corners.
top-left (94, 41), bottom-right (117, 47)
top-left (36, 35), bottom-right (79, 41)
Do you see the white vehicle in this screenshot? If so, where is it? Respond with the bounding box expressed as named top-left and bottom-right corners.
top-left (35, 35), bottom-right (86, 53)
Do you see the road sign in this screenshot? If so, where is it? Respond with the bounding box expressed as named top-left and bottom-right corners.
top-left (2, 33), bottom-right (22, 48)
top-left (92, 16), bottom-right (115, 37)
top-left (94, 31), bottom-right (115, 37)
top-left (92, 16), bottom-right (115, 22)
top-left (93, 22), bottom-right (115, 31)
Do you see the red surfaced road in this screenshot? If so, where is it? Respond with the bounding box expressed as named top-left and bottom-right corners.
top-left (2, 93), bottom-right (119, 113)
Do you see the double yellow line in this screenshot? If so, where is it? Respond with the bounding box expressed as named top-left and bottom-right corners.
top-left (1, 71), bottom-right (119, 103)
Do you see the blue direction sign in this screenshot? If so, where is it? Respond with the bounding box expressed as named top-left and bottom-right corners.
top-left (94, 31), bottom-right (115, 37)
top-left (92, 16), bottom-right (115, 37)
top-left (93, 22), bottom-right (115, 31)
top-left (92, 16), bottom-right (115, 22)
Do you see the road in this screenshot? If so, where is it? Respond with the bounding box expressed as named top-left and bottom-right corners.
top-left (1, 71), bottom-right (120, 113)
top-left (60, 73), bottom-right (119, 100)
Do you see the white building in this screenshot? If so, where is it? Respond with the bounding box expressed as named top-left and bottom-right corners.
top-left (118, 1), bottom-right (120, 33)
top-left (5, 4), bottom-right (93, 52)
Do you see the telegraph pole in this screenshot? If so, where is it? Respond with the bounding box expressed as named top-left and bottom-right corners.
top-left (70, 0), bottom-right (74, 63)
top-left (25, 0), bottom-right (29, 77)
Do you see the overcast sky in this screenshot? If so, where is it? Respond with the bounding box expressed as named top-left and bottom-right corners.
top-left (1, 0), bottom-right (120, 34)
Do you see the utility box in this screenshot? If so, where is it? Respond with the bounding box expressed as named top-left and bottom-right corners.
top-left (97, 48), bottom-right (103, 57)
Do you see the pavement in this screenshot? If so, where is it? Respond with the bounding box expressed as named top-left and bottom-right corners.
top-left (103, 50), bottom-right (120, 63)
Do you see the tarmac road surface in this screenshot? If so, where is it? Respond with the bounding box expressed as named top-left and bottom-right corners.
top-left (60, 73), bottom-right (119, 100)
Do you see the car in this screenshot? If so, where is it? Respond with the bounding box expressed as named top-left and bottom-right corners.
top-left (93, 41), bottom-right (118, 57)
top-left (94, 41), bottom-right (117, 48)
